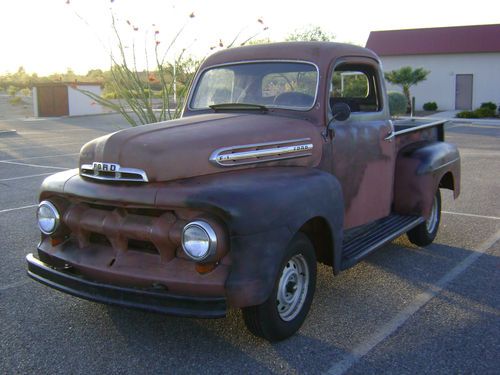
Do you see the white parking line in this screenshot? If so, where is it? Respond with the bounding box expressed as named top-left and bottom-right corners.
top-left (0, 204), bottom-right (37, 214)
top-left (0, 160), bottom-right (68, 170)
top-left (0, 141), bottom-right (83, 151)
top-left (443, 211), bottom-right (500, 221)
top-left (0, 172), bottom-right (54, 182)
top-left (0, 153), bottom-right (79, 162)
top-left (325, 229), bottom-right (500, 375)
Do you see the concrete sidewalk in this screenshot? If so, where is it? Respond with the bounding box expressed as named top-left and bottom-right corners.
top-left (428, 110), bottom-right (500, 126)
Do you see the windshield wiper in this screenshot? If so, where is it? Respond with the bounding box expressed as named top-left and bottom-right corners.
top-left (209, 103), bottom-right (268, 112)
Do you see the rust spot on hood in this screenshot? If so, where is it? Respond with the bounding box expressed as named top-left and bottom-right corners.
top-left (79, 113), bottom-right (323, 182)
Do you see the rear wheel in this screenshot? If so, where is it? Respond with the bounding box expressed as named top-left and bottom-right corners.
top-left (408, 189), bottom-right (441, 246)
top-left (242, 233), bottom-right (317, 342)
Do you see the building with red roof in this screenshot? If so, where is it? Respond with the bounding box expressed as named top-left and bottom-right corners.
top-left (366, 24), bottom-right (500, 111)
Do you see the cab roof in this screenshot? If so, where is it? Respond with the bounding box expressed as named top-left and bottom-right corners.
top-left (201, 42), bottom-right (380, 69)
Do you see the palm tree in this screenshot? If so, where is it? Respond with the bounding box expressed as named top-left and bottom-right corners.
top-left (385, 67), bottom-right (430, 113)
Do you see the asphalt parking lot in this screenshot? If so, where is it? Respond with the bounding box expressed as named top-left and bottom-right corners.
top-left (1, 114), bottom-right (499, 374)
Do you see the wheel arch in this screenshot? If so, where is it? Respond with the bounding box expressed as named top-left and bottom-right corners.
top-left (394, 141), bottom-right (460, 218)
top-left (298, 216), bottom-right (334, 268)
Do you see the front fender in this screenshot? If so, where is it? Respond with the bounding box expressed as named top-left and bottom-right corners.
top-left (155, 167), bottom-right (344, 308)
top-left (43, 167), bottom-right (344, 309)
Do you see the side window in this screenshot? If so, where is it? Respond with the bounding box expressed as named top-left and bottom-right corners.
top-left (330, 65), bottom-right (381, 113)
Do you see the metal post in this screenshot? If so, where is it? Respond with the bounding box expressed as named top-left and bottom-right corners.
top-left (173, 60), bottom-right (177, 105)
top-left (411, 96), bottom-right (415, 117)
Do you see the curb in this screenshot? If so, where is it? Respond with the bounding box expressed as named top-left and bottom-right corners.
top-left (0, 129), bottom-right (17, 136)
top-left (450, 118), bottom-right (500, 126)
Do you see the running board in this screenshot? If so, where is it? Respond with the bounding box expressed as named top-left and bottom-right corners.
top-left (341, 214), bottom-right (424, 270)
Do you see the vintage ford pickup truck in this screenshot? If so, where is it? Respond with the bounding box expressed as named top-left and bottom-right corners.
top-left (27, 42), bottom-right (460, 341)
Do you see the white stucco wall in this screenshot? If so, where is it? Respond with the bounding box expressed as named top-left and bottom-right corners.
top-left (379, 53), bottom-right (500, 111)
top-left (67, 84), bottom-right (104, 116)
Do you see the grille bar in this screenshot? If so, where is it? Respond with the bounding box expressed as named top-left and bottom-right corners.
top-left (80, 163), bottom-right (148, 182)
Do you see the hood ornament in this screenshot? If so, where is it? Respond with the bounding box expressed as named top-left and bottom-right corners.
top-left (80, 162), bottom-right (149, 182)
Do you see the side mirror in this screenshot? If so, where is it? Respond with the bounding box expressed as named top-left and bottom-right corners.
top-left (331, 103), bottom-right (351, 122)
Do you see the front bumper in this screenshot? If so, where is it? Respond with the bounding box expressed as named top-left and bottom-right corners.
top-left (26, 253), bottom-right (227, 318)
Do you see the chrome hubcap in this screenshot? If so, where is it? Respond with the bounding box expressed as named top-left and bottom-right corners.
top-left (426, 196), bottom-right (439, 233)
top-left (276, 254), bottom-right (309, 321)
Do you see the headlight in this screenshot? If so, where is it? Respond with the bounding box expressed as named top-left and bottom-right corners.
top-left (181, 221), bottom-right (217, 261)
top-left (37, 201), bottom-right (60, 235)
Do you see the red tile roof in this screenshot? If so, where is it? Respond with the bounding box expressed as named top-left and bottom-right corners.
top-left (366, 24), bottom-right (500, 56)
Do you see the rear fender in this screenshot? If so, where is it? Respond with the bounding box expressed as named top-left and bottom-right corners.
top-left (394, 141), bottom-right (460, 218)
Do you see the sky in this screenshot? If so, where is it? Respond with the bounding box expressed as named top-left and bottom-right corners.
top-left (1, 0), bottom-right (499, 75)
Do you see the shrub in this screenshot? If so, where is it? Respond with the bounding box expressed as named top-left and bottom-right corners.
top-left (19, 88), bottom-right (31, 97)
top-left (473, 107), bottom-right (495, 118)
top-left (9, 96), bottom-right (22, 105)
top-left (456, 111), bottom-right (474, 118)
top-left (102, 92), bottom-right (118, 100)
top-left (480, 102), bottom-right (497, 111)
top-left (388, 91), bottom-right (407, 116)
top-left (7, 85), bottom-right (17, 96)
top-left (456, 107), bottom-right (495, 119)
top-left (423, 101), bottom-right (438, 111)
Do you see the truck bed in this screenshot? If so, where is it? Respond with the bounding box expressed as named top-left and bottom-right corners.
top-left (393, 117), bottom-right (447, 132)
top-left (392, 117), bottom-right (448, 152)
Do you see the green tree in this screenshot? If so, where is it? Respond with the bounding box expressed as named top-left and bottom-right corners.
top-left (286, 25), bottom-right (334, 42)
top-left (246, 38), bottom-right (272, 45)
top-left (384, 66), bottom-right (429, 113)
top-left (86, 69), bottom-right (105, 82)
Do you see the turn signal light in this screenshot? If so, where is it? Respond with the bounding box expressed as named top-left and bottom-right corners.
top-left (195, 262), bottom-right (216, 274)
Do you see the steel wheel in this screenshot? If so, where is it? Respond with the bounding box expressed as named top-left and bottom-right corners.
top-left (242, 233), bottom-right (317, 341)
top-left (276, 254), bottom-right (309, 321)
top-left (426, 195), bottom-right (439, 233)
top-left (408, 189), bottom-right (441, 247)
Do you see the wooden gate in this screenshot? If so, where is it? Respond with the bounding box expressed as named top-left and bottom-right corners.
top-left (37, 85), bottom-right (69, 117)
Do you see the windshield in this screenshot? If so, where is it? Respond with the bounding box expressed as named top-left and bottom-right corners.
top-left (190, 62), bottom-right (318, 111)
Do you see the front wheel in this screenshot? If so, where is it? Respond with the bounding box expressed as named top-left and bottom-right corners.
top-left (408, 189), bottom-right (441, 246)
top-left (242, 233), bottom-right (317, 342)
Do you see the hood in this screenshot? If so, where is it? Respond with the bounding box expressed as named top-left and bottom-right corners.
top-left (79, 113), bottom-right (323, 182)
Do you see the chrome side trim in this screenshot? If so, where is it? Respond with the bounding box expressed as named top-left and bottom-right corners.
top-left (209, 138), bottom-right (313, 167)
top-left (393, 118), bottom-right (449, 137)
top-left (80, 163), bottom-right (149, 182)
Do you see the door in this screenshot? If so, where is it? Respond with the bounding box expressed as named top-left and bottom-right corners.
top-left (329, 61), bottom-right (395, 229)
top-left (37, 86), bottom-right (69, 117)
top-left (455, 74), bottom-right (473, 110)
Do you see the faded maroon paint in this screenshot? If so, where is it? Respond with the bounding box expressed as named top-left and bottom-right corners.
top-left (38, 237), bottom-right (229, 297)
top-left (30, 42), bottom-right (461, 314)
top-left (38, 166), bottom-right (344, 308)
top-left (184, 42), bottom-right (380, 126)
top-left (80, 113), bottom-right (323, 182)
top-left (327, 57), bottom-right (395, 229)
top-left (395, 126), bottom-right (441, 153)
top-left (394, 141), bottom-right (460, 218)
